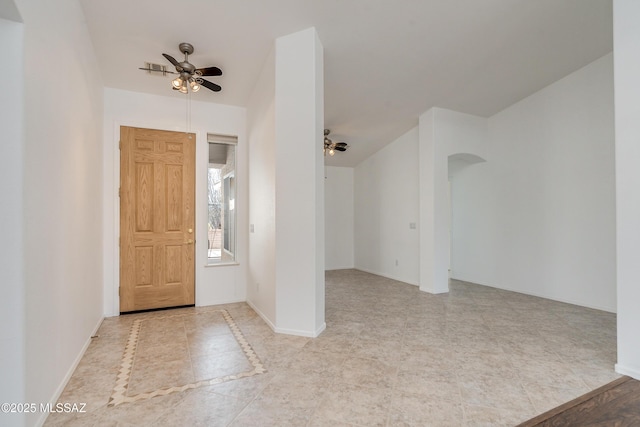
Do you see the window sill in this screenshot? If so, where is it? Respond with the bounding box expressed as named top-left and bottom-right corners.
top-left (205, 261), bottom-right (240, 268)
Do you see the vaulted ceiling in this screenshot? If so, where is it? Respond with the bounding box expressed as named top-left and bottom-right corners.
top-left (79, 0), bottom-right (612, 166)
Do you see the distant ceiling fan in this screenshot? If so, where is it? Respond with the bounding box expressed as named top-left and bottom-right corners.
top-left (324, 129), bottom-right (348, 156)
top-left (139, 42), bottom-right (222, 94)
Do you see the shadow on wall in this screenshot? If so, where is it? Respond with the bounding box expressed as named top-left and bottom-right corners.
top-left (448, 153), bottom-right (486, 177)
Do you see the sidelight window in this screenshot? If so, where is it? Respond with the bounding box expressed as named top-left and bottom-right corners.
top-left (207, 133), bottom-right (237, 264)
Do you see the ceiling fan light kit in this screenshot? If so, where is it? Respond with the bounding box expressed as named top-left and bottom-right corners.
top-left (323, 129), bottom-right (348, 156)
top-left (140, 42), bottom-right (223, 94)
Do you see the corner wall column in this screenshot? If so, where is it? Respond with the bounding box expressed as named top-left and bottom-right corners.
top-left (418, 108), bottom-right (488, 294)
top-left (418, 109), bottom-right (450, 294)
top-left (274, 27), bottom-right (326, 336)
top-left (613, 0), bottom-right (640, 380)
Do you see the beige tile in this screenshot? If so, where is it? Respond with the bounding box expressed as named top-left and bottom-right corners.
top-left (101, 391), bottom-right (185, 426)
top-left (47, 270), bottom-right (619, 427)
top-left (463, 404), bottom-right (537, 426)
top-left (395, 368), bottom-right (461, 402)
top-left (388, 392), bottom-right (464, 426)
top-left (133, 342), bottom-right (191, 364)
top-left (458, 373), bottom-right (535, 412)
top-left (257, 372), bottom-right (331, 410)
top-left (187, 332), bottom-right (241, 357)
top-left (285, 348), bottom-right (346, 377)
top-left (398, 343), bottom-right (458, 372)
top-left (54, 370), bottom-right (116, 413)
top-left (455, 351), bottom-right (519, 380)
top-left (247, 337), bottom-right (304, 371)
top-left (314, 382), bottom-right (391, 427)
top-left (403, 331), bottom-right (450, 349)
top-left (515, 359), bottom-right (589, 390)
top-left (127, 357), bottom-right (195, 395)
top-left (207, 372), bottom-right (274, 402)
top-left (350, 337), bottom-right (405, 364)
top-left (302, 333), bottom-right (354, 354)
top-left (228, 394), bottom-right (314, 427)
top-left (338, 356), bottom-right (398, 389)
top-left (44, 411), bottom-right (126, 427)
top-left (574, 365), bottom-right (622, 390)
top-left (307, 416), bottom-right (359, 427)
top-left (191, 350), bottom-right (252, 382)
top-left (524, 382), bottom-right (591, 414)
top-left (153, 388), bottom-right (247, 427)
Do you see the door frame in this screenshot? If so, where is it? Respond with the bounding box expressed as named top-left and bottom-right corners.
top-left (118, 126), bottom-right (196, 312)
top-left (108, 121), bottom-right (205, 316)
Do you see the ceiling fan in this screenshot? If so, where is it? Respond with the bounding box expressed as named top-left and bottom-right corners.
top-left (139, 42), bottom-right (222, 94)
top-left (324, 129), bottom-right (348, 156)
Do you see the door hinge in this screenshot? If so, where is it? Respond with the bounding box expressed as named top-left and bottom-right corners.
top-left (118, 287), bottom-right (121, 296)
top-left (119, 237), bottom-right (120, 247)
top-left (118, 187), bottom-right (121, 197)
top-left (119, 140), bottom-right (122, 150)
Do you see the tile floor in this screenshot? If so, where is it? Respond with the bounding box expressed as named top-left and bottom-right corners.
top-left (44, 269), bottom-right (620, 426)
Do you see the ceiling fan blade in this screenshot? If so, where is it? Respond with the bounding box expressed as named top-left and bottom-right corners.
top-left (162, 53), bottom-right (182, 70)
top-left (335, 142), bottom-right (348, 147)
top-left (200, 78), bottom-right (222, 92)
top-left (196, 66), bottom-right (222, 76)
top-left (335, 146), bottom-right (347, 151)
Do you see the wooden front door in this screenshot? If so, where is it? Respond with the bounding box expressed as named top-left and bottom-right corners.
top-left (120, 126), bottom-right (195, 312)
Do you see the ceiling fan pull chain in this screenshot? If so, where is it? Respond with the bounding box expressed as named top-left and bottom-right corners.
top-left (185, 91), bottom-right (192, 133)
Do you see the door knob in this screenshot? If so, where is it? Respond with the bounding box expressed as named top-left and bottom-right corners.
top-left (185, 239), bottom-right (194, 244)
top-left (188, 228), bottom-right (193, 233)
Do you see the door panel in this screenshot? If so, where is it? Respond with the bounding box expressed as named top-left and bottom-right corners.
top-left (120, 126), bottom-right (195, 312)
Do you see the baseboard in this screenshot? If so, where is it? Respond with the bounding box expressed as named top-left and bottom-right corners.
top-left (354, 267), bottom-right (419, 287)
top-left (450, 275), bottom-right (616, 314)
top-left (196, 297), bottom-right (246, 307)
top-left (245, 299), bottom-right (277, 333)
top-left (419, 284), bottom-right (450, 295)
top-left (36, 316), bottom-right (104, 427)
top-left (615, 363), bottom-right (640, 380)
top-left (325, 265), bottom-right (355, 271)
top-left (246, 300), bottom-right (326, 338)
top-left (275, 322), bottom-right (326, 338)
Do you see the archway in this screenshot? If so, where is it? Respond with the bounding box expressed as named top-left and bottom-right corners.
top-left (447, 153), bottom-right (486, 281)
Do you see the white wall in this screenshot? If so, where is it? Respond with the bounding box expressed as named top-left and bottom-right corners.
top-left (0, 14), bottom-right (25, 427)
top-left (247, 27), bottom-right (325, 337)
top-left (325, 166), bottom-right (354, 270)
top-left (247, 49), bottom-right (277, 326)
top-left (451, 53), bottom-right (616, 312)
top-left (355, 127), bottom-right (420, 285)
top-left (14, 0), bottom-right (105, 425)
top-left (103, 88), bottom-right (248, 315)
top-left (274, 28), bottom-right (325, 336)
top-left (613, 0), bottom-right (640, 379)
top-left (0, 0), bottom-right (21, 21)
top-left (419, 108), bottom-right (488, 294)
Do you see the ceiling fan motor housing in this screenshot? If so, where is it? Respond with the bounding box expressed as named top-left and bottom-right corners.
top-left (180, 62), bottom-right (196, 74)
top-left (179, 42), bottom-right (194, 55)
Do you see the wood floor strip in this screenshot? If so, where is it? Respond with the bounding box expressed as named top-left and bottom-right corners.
top-left (517, 376), bottom-right (637, 427)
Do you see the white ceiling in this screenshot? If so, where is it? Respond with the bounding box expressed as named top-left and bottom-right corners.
top-left (79, 0), bottom-right (612, 167)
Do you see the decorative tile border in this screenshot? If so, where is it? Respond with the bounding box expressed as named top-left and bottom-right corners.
top-left (108, 309), bottom-right (266, 406)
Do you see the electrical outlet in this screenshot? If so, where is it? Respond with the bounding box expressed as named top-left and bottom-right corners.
top-left (409, 222), bottom-right (416, 229)
top-left (250, 224), bottom-right (255, 233)
top-left (395, 259), bottom-right (399, 266)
